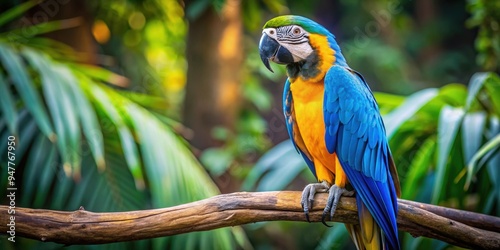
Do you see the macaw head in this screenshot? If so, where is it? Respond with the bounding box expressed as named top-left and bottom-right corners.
top-left (259, 15), bottom-right (345, 75)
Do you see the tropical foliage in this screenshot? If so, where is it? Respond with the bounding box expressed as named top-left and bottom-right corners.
top-left (0, 2), bottom-right (242, 249)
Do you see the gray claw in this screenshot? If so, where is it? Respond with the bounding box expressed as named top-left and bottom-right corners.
top-left (300, 181), bottom-right (330, 222)
top-left (321, 185), bottom-right (355, 225)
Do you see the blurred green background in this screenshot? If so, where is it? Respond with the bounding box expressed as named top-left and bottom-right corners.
top-left (0, 0), bottom-right (499, 249)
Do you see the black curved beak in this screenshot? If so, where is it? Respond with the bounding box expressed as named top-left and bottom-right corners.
top-left (259, 33), bottom-right (294, 73)
top-left (259, 33), bottom-right (278, 72)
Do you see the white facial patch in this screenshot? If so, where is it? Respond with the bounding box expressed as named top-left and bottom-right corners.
top-left (280, 42), bottom-right (313, 61)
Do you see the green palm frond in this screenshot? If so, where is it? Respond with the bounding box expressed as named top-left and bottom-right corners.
top-left (0, 4), bottom-right (241, 249)
top-left (0, 44), bottom-right (56, 141)
top-left (0, 0), bottom-right (39, 27)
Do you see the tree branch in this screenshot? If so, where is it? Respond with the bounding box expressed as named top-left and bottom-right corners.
top-left (1, 191), bottom-right (499, 249)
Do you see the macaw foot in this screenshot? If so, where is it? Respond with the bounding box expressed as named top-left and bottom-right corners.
top-left (300, 181), bottom-right (330, 223)
top-left (321, 185), bottom-right (355, 227)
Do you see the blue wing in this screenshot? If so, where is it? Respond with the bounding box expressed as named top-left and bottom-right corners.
top-left (323, 66), bottom-right (400, 250)
top-left (283, 79), bottom-right (316, 177)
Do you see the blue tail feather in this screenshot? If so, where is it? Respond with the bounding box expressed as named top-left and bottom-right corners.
top-left (342, 161), bottom-right (400, 250)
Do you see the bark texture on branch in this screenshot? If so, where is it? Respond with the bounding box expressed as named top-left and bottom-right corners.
top-left (1, 191), bottom-right (499, 249)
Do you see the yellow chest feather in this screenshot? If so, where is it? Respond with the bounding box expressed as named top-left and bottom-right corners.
top-left (290, 78), bottom-right (336, 170)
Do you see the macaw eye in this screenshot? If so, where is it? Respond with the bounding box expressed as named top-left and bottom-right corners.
top-left (293, 27), bottom-right (301, 35)
top-left (270, 30), bottom-right (275, 35)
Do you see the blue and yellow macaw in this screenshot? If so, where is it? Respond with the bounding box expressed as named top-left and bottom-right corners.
top-left (259, 15), bottom-right (401, 250)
